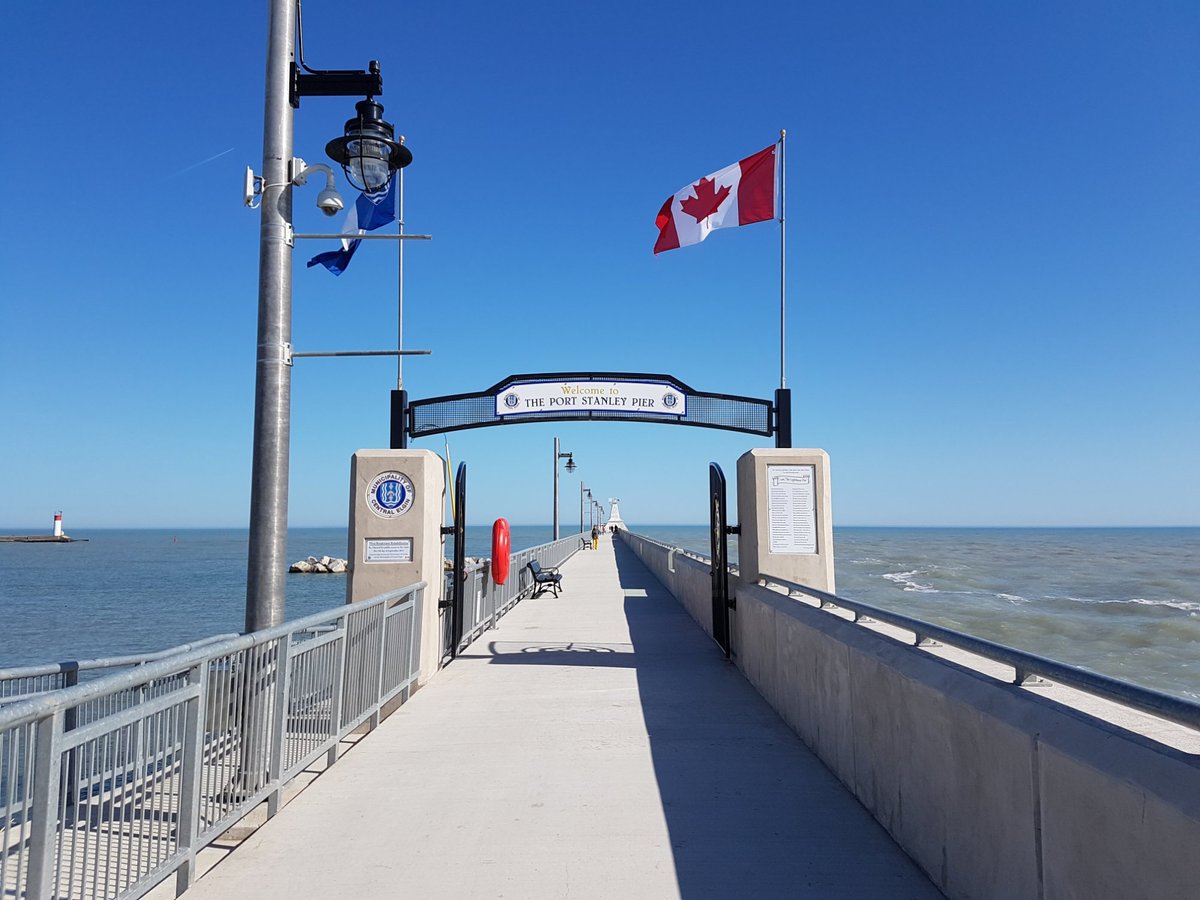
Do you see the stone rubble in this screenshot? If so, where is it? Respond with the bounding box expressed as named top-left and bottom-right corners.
top-left (289, 555), bottom-right (348, 574)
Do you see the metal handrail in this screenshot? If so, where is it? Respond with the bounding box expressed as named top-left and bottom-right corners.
top-left (620, 529), bottom-right (1200, 734)
top-left (1, 581), bottom-right (425, 900)
top-left (618, 530), bottom-right (737, 574)
top-left (0, 583), bottom-right (422, 729)
top-left (0, 634), bottom-right (242, 704)
top-left (620, 531), bottom-right (711, 565)
top-left (759, 574), bottom-right (1200, 732)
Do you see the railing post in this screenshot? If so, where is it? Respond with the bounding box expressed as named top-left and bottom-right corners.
top-left (328, 615), bottom-right (348, 766)
top-left (405, 587), bottom-right (422, 701)
top-left (371, 603), bottom-right (388, 730)
top-left (489, 564), bottom-right (498, 631)
top-left (175, 663), bottom-right (208, 896)
top-left (62, 668), bottom-right (79, 816)
top-left (267, 637), bottom-right (291, 817)
top-left (26, 710), bottom-right (64, 900)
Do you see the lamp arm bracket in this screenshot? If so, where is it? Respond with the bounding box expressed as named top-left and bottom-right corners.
top-left (290, 64), bottom-right (384, 108)
top-left (289, 159), bottom-right (336, 191)
top-left (292, 233), bottom-right (433, 241)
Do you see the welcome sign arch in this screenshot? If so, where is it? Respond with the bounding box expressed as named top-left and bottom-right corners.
top-left (391, 373), bottom-right (791, 448)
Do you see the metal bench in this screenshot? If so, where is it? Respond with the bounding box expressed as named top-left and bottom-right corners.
top-left (527, 559), bottom-right (562, 598)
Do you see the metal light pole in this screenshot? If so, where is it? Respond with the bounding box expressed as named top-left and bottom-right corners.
top-left (245, 0), bottom-right (297, 633)
top-left (552, 437), bottom-right (575, 540)
top-left (246, 0), bottom-right (409, 632)
top-left (580, 484), bottom-right (591, 534)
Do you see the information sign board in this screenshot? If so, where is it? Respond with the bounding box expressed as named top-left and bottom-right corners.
top-left (767, 464), bottom-right (817, 554)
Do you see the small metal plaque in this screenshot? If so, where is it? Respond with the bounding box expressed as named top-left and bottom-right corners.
top-left (364, 538), bottom-right (413, 563)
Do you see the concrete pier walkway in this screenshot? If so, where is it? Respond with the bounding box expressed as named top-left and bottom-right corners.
top-left (182, 537), bottom-right (943, 899)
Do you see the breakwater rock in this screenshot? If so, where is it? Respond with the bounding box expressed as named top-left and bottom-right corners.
top-left (290, 556), bottom-right (347, 574)
top-left (444, 557), bottom-right (488, 571)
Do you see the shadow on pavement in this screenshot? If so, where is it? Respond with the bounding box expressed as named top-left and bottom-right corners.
top-left (458, 641), bottom-right (638, 668)
top-left (609, 537), bottom-right (944, 900)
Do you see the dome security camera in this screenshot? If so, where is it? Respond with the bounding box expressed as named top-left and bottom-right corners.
top-left (316, 187), bottom-right (344, 217)
top-left (289, 160), bottom-right (345, 217)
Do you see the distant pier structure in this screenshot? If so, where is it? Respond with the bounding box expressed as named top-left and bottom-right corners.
top-left (0, 511), bottom-right (84, 543)
top-left (605, 498), bottom-right (625, 531)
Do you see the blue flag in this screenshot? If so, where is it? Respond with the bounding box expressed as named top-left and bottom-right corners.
top-left (307, 179), bottom-right (397, 275)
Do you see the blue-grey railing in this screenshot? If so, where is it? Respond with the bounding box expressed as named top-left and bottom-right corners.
top-left (0, 636), bottom-right (241, 708)
top-left (761, 574), bottom-right (1200, 732)
top-left (444, 533), bottom-right (584, 655)
top-left (0, 582), bottom-right (424, 900)
top-left (619, 529), bottom-right (1200, 733)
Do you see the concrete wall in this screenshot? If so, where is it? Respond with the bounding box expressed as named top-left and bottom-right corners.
top-left (619, 531), bottom-right (1200, 900)
top-left (620, 536), bottom-right (734, 643)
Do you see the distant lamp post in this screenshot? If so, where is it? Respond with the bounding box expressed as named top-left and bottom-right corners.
top-left (325, 97), bottom-right (412, 192)
top-left (553, 437), bottom-right (575, 540)
top-left (580, 484), bottom-right (592, 534)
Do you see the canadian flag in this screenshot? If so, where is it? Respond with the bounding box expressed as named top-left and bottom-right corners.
top-left (653, 143), bottom-right (778, 254)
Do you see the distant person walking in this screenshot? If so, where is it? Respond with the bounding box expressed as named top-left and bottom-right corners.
top-left (591, 525), bottom-right (599, 550)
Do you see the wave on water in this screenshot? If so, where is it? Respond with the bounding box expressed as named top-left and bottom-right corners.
top-left (996, 593), bottom-right (1029, 604)
top-left (881, 570), bottom-right (939, 593)
top-left (1058, 596), bottom-right (1200, 614)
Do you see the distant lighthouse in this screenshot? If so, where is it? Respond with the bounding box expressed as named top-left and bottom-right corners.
top-left (0, 512), bottom-right (82, 543)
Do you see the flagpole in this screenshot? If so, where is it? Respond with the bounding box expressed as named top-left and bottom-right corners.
top-left (779, 128), bottom-right (786, 391)
top-left (775, 128), bottom-right (792, 448)
top-left (390, 168), bottom-right (409, 449)
top-left (397, 167), bottom-right (405, 391)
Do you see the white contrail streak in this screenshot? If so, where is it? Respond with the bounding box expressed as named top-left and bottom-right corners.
top-left (170, 146), bottom-right (236, 177)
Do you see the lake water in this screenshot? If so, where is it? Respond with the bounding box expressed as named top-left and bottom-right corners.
top-left (1, 526), bottom-right (1197, 700)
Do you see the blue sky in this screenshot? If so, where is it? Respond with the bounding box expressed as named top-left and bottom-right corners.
top-left (1, 1), bottom-right (1196, 529)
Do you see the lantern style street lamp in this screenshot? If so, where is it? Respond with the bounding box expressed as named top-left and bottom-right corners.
top-left (246, 0), bottom-right (413, 633)
top-left (325, 97), bottom-right (412, 193)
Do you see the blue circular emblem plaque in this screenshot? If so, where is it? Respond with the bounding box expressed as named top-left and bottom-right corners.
top-left (366, 471), bottom-right (415, 518)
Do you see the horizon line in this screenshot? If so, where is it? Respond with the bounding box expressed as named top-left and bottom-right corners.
top-left (4, 523), bottom-right (1198, 532)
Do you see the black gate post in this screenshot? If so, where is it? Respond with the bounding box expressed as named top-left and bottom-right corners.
top-left (451, 462), bottom-right (467, 656)
top-left (390, 388), bottom-right (408, 449)
top-left (774, 387), bottom-right (792, 448)
top-left (709, 463), bottom-right (732, 657)
top-left (440, 462), bottom-right (467, 660)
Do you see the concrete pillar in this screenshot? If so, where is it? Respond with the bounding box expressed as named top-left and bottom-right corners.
top-left (736, 448), bottom-right (835, 593)
top-left (347, 450), bottom-right (445, 683)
